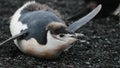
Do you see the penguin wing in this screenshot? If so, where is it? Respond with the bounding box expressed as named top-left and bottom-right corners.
top-left (0, 29), bottom-right (28, 46)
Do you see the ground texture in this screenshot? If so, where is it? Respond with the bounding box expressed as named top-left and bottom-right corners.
top-left (0, 0), bottom-right (120, 68)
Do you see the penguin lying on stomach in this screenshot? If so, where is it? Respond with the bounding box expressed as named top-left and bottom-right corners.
top-left (0, 1), bottom-right (101, 58)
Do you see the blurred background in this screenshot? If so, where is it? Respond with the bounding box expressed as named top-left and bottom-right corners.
top-left (0, 0), bottom-right (119, 68)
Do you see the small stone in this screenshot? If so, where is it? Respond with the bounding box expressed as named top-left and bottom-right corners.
top-left (85, 62), bottom-right (90, 65)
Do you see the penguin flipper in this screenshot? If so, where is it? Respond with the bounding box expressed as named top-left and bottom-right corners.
top-left (0, 29), bottom-right (28, 46)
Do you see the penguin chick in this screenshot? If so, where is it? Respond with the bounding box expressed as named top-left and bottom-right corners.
top-left (10, 1), bottom-right (77, 58)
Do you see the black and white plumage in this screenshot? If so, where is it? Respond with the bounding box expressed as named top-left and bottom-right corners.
top-left (1, 1), bottom-right (101, 58)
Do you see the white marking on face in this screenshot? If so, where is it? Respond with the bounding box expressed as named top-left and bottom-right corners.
top-left (46, 31), bottom-right (77, 50)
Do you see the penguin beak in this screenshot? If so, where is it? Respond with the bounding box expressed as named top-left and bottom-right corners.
top-left (71, 33), bottom-right (84, 39)
top-left (67, 31), bottom-right (83, 39)
top-left (67, 4), bottom-right (102, 32)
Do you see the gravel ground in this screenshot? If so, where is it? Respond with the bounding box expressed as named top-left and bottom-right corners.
top-left (0, 0), bottom-right (120, 68)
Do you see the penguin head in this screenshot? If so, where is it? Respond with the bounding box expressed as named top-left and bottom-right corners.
top-left (46, 22), bottom-right (77, 46)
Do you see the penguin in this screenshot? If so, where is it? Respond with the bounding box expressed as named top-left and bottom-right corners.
top-left (0, 1), bottom-right (101, 58)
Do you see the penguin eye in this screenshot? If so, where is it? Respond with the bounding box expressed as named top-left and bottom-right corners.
top-left (59, 34), bottom-right (65, 37)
